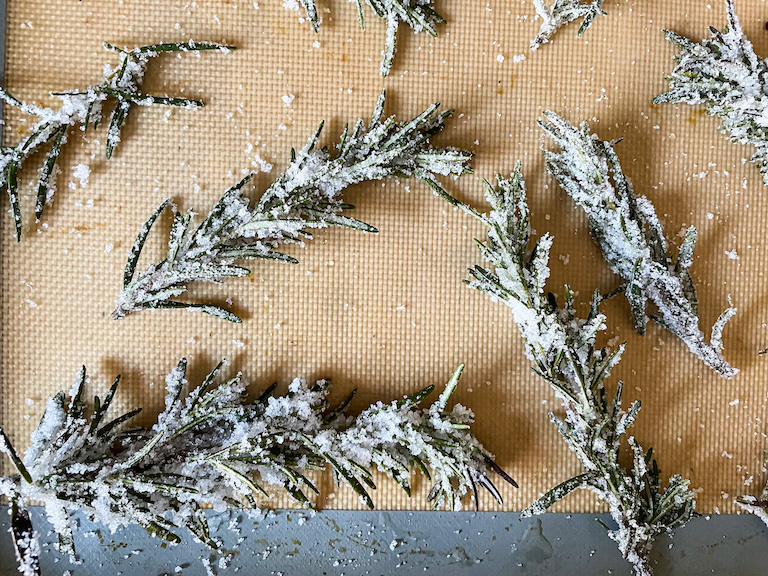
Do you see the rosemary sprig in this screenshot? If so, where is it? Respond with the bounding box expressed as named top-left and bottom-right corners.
top-left (0, 41), bottom-right (234, 242)
top-left (291, 0), bottom-right (446, 76)
top-left (540, 112), bottom-right (738, 379)
top-left (654, 0), bottom-right (768, 185)
top-left (113, 91), bottom-right (472, 322)
top-left (530, 0), bottom-right (606, 51)
top-left (437, 163), bottom-right (695, 576)
top-left (0, 360), bottom-right (514, 574)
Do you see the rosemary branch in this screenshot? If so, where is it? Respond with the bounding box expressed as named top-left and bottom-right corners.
top-left (291, 0), bottom-right (446, 76)
top-left (0, 360), bottom-right (515, 574)
top-left (540, 112), bottom-right (738, 379)
top-left (438, 163), bottom-right (695, 576)
top-left (530, 0), bottom-right (606, 51)
top-left (0, 41), bottom-right (234, 242)
top-left (113, 91), bottom-right (472, 322)
top-left (654, 0), bottom-right (768, 185)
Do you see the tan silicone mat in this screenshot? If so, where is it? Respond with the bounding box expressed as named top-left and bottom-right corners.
top-left (2, 0), bottom-right (768, 514)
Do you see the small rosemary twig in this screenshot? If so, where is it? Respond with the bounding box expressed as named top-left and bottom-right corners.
top-left (0, 40), bottom-right (234, 241)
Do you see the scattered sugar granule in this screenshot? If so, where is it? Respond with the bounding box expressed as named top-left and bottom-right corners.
top-left (281, 94), bottom-right (295, 107)
top-left (72, 164), bottom-right (91, 188)
top-left (496, 54), bottom-right (504, 63)
top-left (312, 40), bottom-right (321, 49)
top-left (724, 249), bottom-right (739, 260)
top-left (25, 299), bottom-right (37, 308)
top-left (513, 54), bottom-right (526, 63)
top-left (233, 339), bottom-right (245, 348)
top-left (729, 398), bottom-right (739, 406)
top-left (251, 153), bottom-right (273, 173)
top-left (104, 243), bottom-right (113, 254)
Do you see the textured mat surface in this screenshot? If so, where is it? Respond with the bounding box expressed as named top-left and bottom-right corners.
top-left (2, 1), bottom-right (768, 514)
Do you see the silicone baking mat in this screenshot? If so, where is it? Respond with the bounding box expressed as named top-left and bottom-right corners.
top-left (2, 0), bottom-right (768, 514)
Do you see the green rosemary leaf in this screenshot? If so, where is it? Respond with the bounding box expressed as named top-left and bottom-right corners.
top-left (100, 87), bottom-right (204, 108)
top-left (0, 360), bottom-right (513, 572)
top-left (113, 91), bottom-right (471, 322)
top-left (210, 460), bottom-right (271, 499)
top-left (530, 0), bottom-right (606, 51)
top-left (105, 100), bottom-right (131, 160)
top-left (655, 0), bottom-right (768, 185)
top-left (539, 111), bottom-right (737, 379)
top-left (10, 502), bottom-right (38, 576)
top-left (0, 41), bottom-right (233, 239)
top-left (95, 408), bottom-right (143, 438)
top-left (435, 363), bottom-right (464, 413)
top-left (437, 163), bottom-right (695, 576)
top-left (122, 199), bottom-right (173, 288)
top-left (397, 384), bottom-right (434, 408)
top-left (0, 429), bottom-right (32, 483)
top-left (6, 161), bottom-right (21, 242)
top-left (522, 472), bottom-right (595, 516)
top-left (141, 519), bottom-right (183, 544)
top-left (35, 125), bottom-right (68, 220)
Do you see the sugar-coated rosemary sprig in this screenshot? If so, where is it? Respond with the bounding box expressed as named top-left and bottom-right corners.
top-left (654, 0), bottom-right (768, 185)
top-left (290, 0), bottom-right (445, 76)
top-left (437, 164), bottom-right (695, 576)
top-left (113, 91), bottom-right (472, 322)
top-left (530, 0), bottom-right (606, 51)
top-left (0, 360), bottom-right (515, 575)
top-left (0, 41), bottom-right (234, 242)
top-left (540, 112), bottom-right (738, 379)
